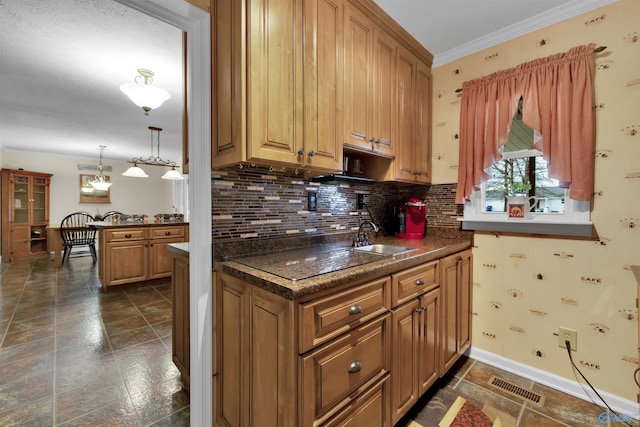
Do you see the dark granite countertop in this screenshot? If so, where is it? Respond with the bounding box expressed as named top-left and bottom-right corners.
top-left (216, 235), bottom-right (472, 300)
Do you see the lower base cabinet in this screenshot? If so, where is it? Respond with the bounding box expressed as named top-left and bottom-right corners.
top-left (440, 249), bottom-right (472, 375)
top-left (216, 248), bottom-right (471, 427)
top-left (98, 224), bottom-right (188, 290)
top-left (171, 250), bottom-right (190, 391)
top-left (391, 288), bottom-right (439, 424)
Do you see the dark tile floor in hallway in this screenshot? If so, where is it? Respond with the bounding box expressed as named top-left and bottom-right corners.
top-left (0, 254), bottom-right (189, 426)
top-left (1, 255), bottom-right (634, 426)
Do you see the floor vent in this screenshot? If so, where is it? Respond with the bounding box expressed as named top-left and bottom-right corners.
top-left (488, 375), bottom-right (546, 406)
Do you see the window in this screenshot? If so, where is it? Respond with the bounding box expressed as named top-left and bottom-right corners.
top-left (461, 98), bottom-right (591, 236)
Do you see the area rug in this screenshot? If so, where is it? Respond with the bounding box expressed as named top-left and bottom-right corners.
top-left (437, 396), bottom-right (502, 427)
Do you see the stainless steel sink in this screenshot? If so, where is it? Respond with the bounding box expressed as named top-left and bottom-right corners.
top-left (353, 244), bottom-right (417, 257)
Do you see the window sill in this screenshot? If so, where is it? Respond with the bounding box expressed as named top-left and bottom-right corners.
top-left (459, 218), bottom-right (594, 237)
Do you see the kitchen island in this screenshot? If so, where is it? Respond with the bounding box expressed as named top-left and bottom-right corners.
top-left (214, 235), bottom-right (472, 426)
top-left (94, 222), bottom-right (189, 291)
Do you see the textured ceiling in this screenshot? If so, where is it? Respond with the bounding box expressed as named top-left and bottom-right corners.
top-left (0, 0), bottom-right (615, 166)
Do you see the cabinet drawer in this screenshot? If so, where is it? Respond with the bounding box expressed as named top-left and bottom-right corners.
top-left (323, 374), bottom-right (390, 427)
top-left (392, 261), bottom-right (438, 307)
top-left (149, 226), bottom-right (186, 240)
top-left (299, 277), bottom-right (390, 353)
top-left (300, 314), bottom-right (390, 426)
top-left (105, 228), bottom-right (147, 242)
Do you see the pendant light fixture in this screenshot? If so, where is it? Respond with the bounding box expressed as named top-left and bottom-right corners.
top-left (119, 69), bottom-right (171, 116)
top-left (122, 127), bottom-right (184, 180)
top-left (90, 146), bottom-right (113, 191)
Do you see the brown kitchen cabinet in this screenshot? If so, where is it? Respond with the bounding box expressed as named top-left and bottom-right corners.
top-left (393, 46), bottom-right (432, 184)
top-left (1, 168), bottom-right (52, 261)
top-left (343, 3), bottom-right (396, 158)
top-left (97, 224), bottom-right (189, 291)
top-left (216, 245), bottom-right (471, 427)
top-left (212, 0), bottom-right (342, 172)
top-left (440, 249), bottom-right (473, 374)
top-left (390, 262), bottom-right (439, 424)
top-left (217, 273), bottom-right (297, 427)
top-left (216, 273), bottom-right (391, 427)
top-left (171, 248), bottom-right (190, 391)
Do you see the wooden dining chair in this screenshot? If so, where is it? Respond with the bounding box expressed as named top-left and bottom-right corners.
top-left (60, 212), bottom-right (97, 265)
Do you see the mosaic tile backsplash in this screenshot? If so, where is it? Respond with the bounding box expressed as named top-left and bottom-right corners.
top-left (211, 165), bottom-right (462, 243)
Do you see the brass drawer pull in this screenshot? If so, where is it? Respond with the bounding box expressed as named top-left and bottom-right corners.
top-left (348, 304), bottom-right (362, 315)
top-left (124, 234), bottom-right (132, 238)
top-left (348, 360), bottom-right (362, 374)
top-left (416, 278), bottom-right (425, 286)
top-left (165, 231), bottom-right (171, 236)
top-left (456, 256), bottom-right (463, 261)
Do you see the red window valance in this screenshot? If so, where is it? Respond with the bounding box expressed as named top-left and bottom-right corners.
top-left (455, 43), bottom-right (596, 204)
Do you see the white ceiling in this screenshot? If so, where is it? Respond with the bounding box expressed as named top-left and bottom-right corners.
top-left (0, 0), bottom-right (615, 166)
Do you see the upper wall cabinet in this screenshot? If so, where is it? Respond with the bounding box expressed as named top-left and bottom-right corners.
top-left (344, 4), bottom-right (396, 158)
top-left (393, 46), bottom-right (432, 184)
top-left (212, 0), bottom-right (343, 172)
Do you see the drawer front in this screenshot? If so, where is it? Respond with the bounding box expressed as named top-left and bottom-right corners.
top-left (323, 374), bottom-right (390, 427)
top-left (105, 228), bottom-right (146, 242)
top-left (299, 277), bottom-right (390, 353)
top-left (301, 314), bottom-right (390, 426)
top-left (392, 261), bottom-right (438, 307)
top-left (149, 226), bottom-right (186, 240)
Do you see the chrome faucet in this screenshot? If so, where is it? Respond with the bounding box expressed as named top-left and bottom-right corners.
top-left (353, 221), bottom-right (379, 247)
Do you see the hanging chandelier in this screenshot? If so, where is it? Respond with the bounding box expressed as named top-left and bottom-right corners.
top-left (119, 69), bottom-right (171, 116)
top-left (122, 126), bottom-right (184, 180)
top-left (90, 146), bottom-right (113, 191)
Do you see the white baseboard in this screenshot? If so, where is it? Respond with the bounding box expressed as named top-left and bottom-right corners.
top-left (468, 347), bottom-right (639, 418)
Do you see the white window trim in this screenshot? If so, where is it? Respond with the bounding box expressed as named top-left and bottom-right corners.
top-left (459, 182), bottom-right (593, 237)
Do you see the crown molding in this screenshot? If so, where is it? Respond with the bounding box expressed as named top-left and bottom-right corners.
top-left (433, 0), bottom-right (618, 67)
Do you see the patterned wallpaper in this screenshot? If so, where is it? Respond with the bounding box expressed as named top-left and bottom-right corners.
top-left (431, 0), bottom-right (639, 403)
top-left (210, 166), bottom-right (462, 244)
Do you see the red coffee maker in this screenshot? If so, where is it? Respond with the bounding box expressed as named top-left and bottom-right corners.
top-left (395, 198), bottom-right (426, 239)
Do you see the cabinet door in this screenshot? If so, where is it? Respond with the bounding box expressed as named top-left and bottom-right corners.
top-left (10, 225), bottom-right (31, 258)
top-left (172, 253), bottom-right (190, 390)
top-left (11, 174), bottom-right (30, 224)
top-left (440, 250), bottom-right (473, 375)
top-left (247, 0), bottom-right (303, 165)
top-left (149, 238), bottom-right (183, 279)
top-left (371, 29), bottom-right (396, 157)
top-left (418, 288), bottom-right (439, 396)
top-left (217, 274), bottom-right (250, 427)
top-left (394, 46), bottom-right (417, 182)
top-left (390, 298), bottom-right (420, 424)
top-left (344, 5), bottom-right (373, 149)
top-left (104, 241), bottom-right (148, 286)
top-left (303, 0), bottom-right (343, 170)
top-left (212, 0), bottom-right (244, 168)
top-left (31, 176), bottom-right (49, 223)
top-left (414, 61), bottom-right (432, 183)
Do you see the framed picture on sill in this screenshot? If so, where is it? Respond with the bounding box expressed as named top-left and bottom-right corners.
top-left (79, 174), bottom-right (111, 203)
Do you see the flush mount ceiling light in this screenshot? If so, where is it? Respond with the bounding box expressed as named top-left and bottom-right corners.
top-left (90, 146), bottom-right (113, 191)
top-left (122, 126), bottom-right (184, 180)
top-left (119, 68), bottom-right (171, 116)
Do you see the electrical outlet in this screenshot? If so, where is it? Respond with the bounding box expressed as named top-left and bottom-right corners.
top-left (308, 192), bottom-right (317, 211)
top-left (558, 327), bottom-right (577, 351)
top-left (356, 194), bottom-right (364, 210)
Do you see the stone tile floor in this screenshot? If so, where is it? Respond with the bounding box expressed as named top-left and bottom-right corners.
top-left (0, 254), bottom-right (188, 426)
top-left (399, 354), bottom-right (637, 427)
top-left (1, 254), bottom-right (635, 426)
